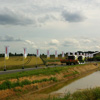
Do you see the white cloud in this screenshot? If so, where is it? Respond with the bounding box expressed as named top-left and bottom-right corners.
top-left (0, 35), bottom-right (22, 42)
top-left (25, 40), bottom-right (35, 45)
top-left (24, 37), bottom-right (100, 53)
top-left (25, 40), bottom-right (37, 48)
top-left (95, 46), bottom-right (100, 49)
top-left (81, 38), bottom-right (91, 43)
top-left (49, 39), bottom-right (60, 46)
top-left (0, 0), bottom-right (100, 53)
top-left (62, 38), bottom-right (79, 47)
top-left (61, 37), bottom-right (100, 51)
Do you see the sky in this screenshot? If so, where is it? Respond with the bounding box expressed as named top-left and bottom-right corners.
top-left (0, 0), bottom-right (100, 54)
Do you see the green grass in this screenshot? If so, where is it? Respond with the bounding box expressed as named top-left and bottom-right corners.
top-left (0, 64), bottom-right (83, 81)
top-left (64, 71), bottom-right (79, 78)
top-left (44, 87), bottom-right (100, 100)
top-left (0, 77), bottom-right (57, 90)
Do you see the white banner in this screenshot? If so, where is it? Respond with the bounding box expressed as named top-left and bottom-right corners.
top-left (55, 50), bottom-right (58, 58)
top-left (62, 51), bottom-right (64, 58)
top-left (36, 49), bottom-right (40, 57)
top-left (80, 53), bottom-right (82, 56)
top-left (77, 52), bottom-right (79, 56)
top-left (5, 46), bottom-right (9, 60)
top-left (73, 52), bottom-right (75, 56)
top-left (47, 50), bottom-right (50, 58)
top-left (68, 52), bottom-right (70, 56)
top-left (23, 48), bottom-right (27, 59)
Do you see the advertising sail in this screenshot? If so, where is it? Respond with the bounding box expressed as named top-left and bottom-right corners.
top-left (5, 46), bottom-right (9, 60)
top-left (77, 52), bottom-right (79, 56)
top-left (55, 50), bottom-right (58, 58)
top-left (47, 50), bottom-right (50, 59)
top-left (68, 52), bottom-right (70, 56)
top-left (80, 53), bottom-right (82, 56)
top-left (73, 52), bottom-right (75, 56)
top-left (23, 48), bottom-right (27, 59)
top-left (62, 51), bottom-right (64, 58)
top-left (36, 49), bottom-right (40, 57)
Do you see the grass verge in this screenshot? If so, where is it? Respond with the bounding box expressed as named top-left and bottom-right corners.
top-left (0, 77), bottom-right (57, 90)
top-left (0, 64), bottom-right (84, 81)
top-left (44, 87), bottom-right (100, 100)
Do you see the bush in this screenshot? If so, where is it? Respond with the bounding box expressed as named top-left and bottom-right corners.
top-left (0, 77), bottom-right (58, 90)
top-left (0, 80), bottom-right (12, 90)
top-left (49, 77), bottom-right (57, 82)
top-left (41, 78), bottom-right (49, 82)
top-left (13, 80), bottom-right (23, 87)
top-left (32, 80), bottom-right (40, 84)
top-left (21, 79), bottom-right (31, 85)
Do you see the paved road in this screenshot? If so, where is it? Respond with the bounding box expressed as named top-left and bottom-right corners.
top-left (0, 65), bottom-right (66, 75)
top-left (0, 61), bottom-right (98, 75)
top-left (0, 67), bottom-right (43, 75)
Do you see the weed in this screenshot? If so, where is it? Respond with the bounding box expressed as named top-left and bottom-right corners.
top-left (73, 71), bottom-right (79, 75)
top-left (13, 80), bottom-right (23, 87)
top-left (44, 87), bottom-right (100, 100)
top-left (36, 85), bottom-right (38, 89)
top-left (49, 77), bottom-right (57, 82)
top-left (13, 88), bottom-right (22, 92)
top-left (0, 80), bottom-right (12, 90)
top-left (0, 77), bottom-right (58, 90)
top-left (16, 93), bottom-right (21, 97)
top-left (21, 79), bottom-right (31, 85)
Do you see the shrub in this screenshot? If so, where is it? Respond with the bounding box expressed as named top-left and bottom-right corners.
top-left (49, 77), bottom-right (57, 82)
top-left (13, 80), bottom-right (23, 87)
top-left (0, 77), bottom-right (58, 90)
top-left (0, 80), bottom-right (12, 90)
top-left (21, 79), bottom-right (31, 85)
top-left (41, 78), bottom-right (49, 82)
top-left (32, 80), bottom-right (40, 84)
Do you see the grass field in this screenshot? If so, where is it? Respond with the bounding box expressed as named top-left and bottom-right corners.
top-left (0, 56), bottom-right (43, 70)
top-left (0, 55), bottom-right (67, 70)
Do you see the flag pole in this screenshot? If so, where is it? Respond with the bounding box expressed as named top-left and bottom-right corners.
top-left (36, 56), bottom-right (38, 68)
top-left (35, 55), bottom-right (37, 68)
top-left (35, 49), bottom-right (38, 68)
top-left (36, 49), bottom-right (40, 68)
top-left (22, 56), bottom-right (24, 69)
top-left (4, 57), bottom-right (6, 71)
top-left (4, 46), bottom-right (9, 71)
top-left (22, 48), bottom-right (27, 69)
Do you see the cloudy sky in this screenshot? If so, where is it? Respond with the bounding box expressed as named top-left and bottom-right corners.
top-left (0, 0), bottom-right (100, 54)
